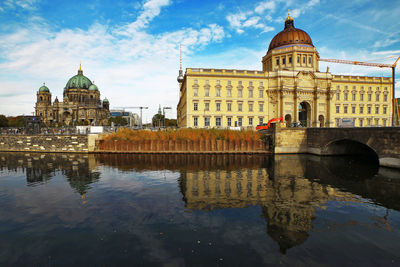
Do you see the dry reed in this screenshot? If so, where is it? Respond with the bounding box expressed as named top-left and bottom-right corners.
top-left (101, 128), bottom-right (261, 142)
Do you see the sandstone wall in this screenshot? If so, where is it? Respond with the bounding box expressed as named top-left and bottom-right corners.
top-left (0, 135), bottom-right (89, 153)
top-left (273, 128), bottom-right (308, 153)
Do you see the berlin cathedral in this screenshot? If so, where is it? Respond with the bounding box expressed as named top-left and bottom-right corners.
top-left (35, 65), bottom-right (110, 126)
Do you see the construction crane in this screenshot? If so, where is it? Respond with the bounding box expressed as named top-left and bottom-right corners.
top-left (319, 55), bottom-right (400, 126)
top-left (113, 106), bottom-right (149, 128)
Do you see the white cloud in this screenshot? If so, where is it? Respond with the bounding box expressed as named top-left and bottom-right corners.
top-left (226, 12), bottom-right (273, 34)
top-left (254, 1), bottom-right (276, 14)
top-left (0, 0), bottom-right (226, 118)
top-left (2, 0), bottom-right (39, 10)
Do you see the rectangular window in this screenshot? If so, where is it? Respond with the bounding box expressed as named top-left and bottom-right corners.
top-left (205, 88), bottom-right (209, 97)
top-left (367, 118), bottom-right (371, 126)
top-left (193, 117), bottom-right (198, 127)
top-left (360, 106), bottom-right (364, 114)
top-left (194, 102), bottom-right (198, 111)
top-left (259, 103), bottom-right (264, 112)
top-left (238, 89), bottom-right (242, 97)
top-left (259, 90), bottom-right (263, 98)
top-left (193, 88), bottom-right (198, 96)
top-left (383, 119), bottom-right (387, 126)
top-left (204, 117), bottom-right (210, 127)
top-left (216, 117), bottom-right (221, 127)
top-left (384, 95), bottom-right (388, 102)
top-left (238, 103), bottom-right (242, 112)
top-left (249, 103), bottom-right (253, 112)
top-left (297, 56), bottom-right (300, 63)
top-left (384, 107), bottom-right (387, 114)
top-left (303, 57), bottom-right (306, 64)
top-left (276, 58), bottom-right (279, 65)
top-left (352, 106), bottom-right (356, 114)
top-left (249, 117), bottom-right (253, 126)
top-left (289, 57), bottom-right (292, 63)
top-left (238, 117), bottom-right (242, 126)
top-left (216, 102), bottom-right (221, 111)
top-left (376, 94), bottom-right (380, 101)
top-left (227, 117), bottom-right (232, 127)
top-left (308, 57), bottom-right (311, 64)
top-left (376, 106), bottom-right (379, 114)
top-left (259, 117), bottom-right (263, 125)
top-left (344, 106), bottom-right (348, 113)
top-left (336, 92), bottom-right (340, 100)
top-left (375, 118), bottom-right (379, 126)
top-left (344, 93), bottom-right (348, 101)
top-left (227, 102), bottom-right (232, 111)
top-left (216, 88), bottom-right (221, 97)
top-left (360, 94), bottom-right (364, 101)
top-left (336, 106), bottom-right (340, 113)
top-left (368, 94), bottom-right (372, 101)
top-left (352, 93), bottom-right (356, 101)
top-left (282, 58), bottom-right (286, 65)
top-left (227, 89), bottom-right (232, 97)
top-left (368, 106), bottom-right (371, 114)
top-left (204, 102), bottom-right (209, 111)
top-left (249, 89), bottom-right (253, 98)
top-left (359, 119), bottom-right (363, 127)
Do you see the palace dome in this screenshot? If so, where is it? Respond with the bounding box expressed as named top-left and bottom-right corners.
top-left (268, 14), bottom-right (313, 52)
top-left (65, 65), bottom-right (92, 90)
top-left (39, 83), bottom-right (50, 92)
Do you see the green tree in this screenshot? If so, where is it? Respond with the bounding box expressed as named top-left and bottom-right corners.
top-left (109, 116), bottom-right (128, 126)
top-left (7, 116), bottom-right (24, 127)
top-left (152, 113), bottom-right (164, 127)
top-left (165, 118), bottom-right (177, 127)
top-left (0, 115), bottom-right (8, 127)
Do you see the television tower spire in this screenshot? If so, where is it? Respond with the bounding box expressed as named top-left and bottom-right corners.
top-left (177, 44), bottom-right (184, 84)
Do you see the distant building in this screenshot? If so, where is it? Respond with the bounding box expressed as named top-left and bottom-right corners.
top-left (177, 12), bottom-right (393, 129)
top-left (395, 98), bottom-right (400, 126)
top-left (35, 65), bottom-right (110, 126)
top-left (109, 110), bottom-right (139, 127)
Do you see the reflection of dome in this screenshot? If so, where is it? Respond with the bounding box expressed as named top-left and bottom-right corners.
top-left (65, 65), bottom-right (92, 90)
top-left (88, 83), bottom-right (98, 91)
top-left (268, 13), bottom-right (313, 52)
top-left (39, 83), bottom-right (50, 92)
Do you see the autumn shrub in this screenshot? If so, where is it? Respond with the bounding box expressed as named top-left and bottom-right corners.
top-left (101, 128), bottom-right (262, 142)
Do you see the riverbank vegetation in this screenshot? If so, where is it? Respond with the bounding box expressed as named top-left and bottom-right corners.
top-left (101, 128), bottom-right (262, 142)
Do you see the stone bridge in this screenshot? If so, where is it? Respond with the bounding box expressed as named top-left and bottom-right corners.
top-left (270, 126), bottom-right (400, 168)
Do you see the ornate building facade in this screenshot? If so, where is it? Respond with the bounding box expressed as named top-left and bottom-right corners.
top-left (177, 13), bottom-right (393, 128)
top-left (35, 65), bottom-right (110, 126)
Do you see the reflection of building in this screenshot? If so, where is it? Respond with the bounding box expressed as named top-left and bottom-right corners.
top-left (177, 12), bottom-right (392, 129)
top-left (110, 109), bottom-right (139, 127)
top-left (35, 65), bottom-right (110, 126)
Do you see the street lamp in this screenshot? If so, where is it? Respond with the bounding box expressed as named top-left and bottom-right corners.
top-left (163, 107), bottom-right (172, 127)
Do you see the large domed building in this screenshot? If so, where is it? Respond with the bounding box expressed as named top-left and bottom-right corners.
top-left (177, 12), bottom-right (393, 128)
top-left (35, 65), bottom-right (110, 125)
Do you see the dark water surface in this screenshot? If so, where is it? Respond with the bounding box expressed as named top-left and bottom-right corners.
top-left (0, 152), bottom-right (400, 266)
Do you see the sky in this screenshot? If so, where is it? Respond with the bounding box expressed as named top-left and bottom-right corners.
top-left (0, 0), bottom-right (399, 121)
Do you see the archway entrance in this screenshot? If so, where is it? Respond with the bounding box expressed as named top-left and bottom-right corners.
top-left (298, 102), bottom-right (311, 127)
top-left (285, 114), bottom-right (292, 127)
top-left (318, 115), bottom-right (324, 127)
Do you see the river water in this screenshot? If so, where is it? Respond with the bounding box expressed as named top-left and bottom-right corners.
top-left (0, 152), bottom-right (399, 266)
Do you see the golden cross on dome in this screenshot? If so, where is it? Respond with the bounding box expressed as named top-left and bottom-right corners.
top-left (288, 9), bottom-right (290, 16)
top-left (79, 61), bottom-right (82, 71)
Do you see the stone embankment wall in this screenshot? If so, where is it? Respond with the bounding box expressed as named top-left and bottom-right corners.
top-left (0, 135), bottom-right (89, 153)
top-left (96, 139), bottom-right (267, 153)
top-left (273, 128), bottom-right (307, 153)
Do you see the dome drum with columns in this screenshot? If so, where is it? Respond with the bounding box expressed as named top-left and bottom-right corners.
top-left (177, 11), bottom-right (393, 129)
top-left (35, 65), bottom-right (110, 126)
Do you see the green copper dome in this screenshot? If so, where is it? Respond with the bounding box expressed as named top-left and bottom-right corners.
top-left (103, 98), bottom-right (109, 103)
top-left (65, 67), bottom-right (92, 90)
top-left (88, 83), bottom-right (98, 91)
top-left (39, 83), bottom-right (50, 92)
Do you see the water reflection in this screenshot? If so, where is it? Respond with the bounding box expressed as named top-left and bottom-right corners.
top-left (0, 152), bottom-right (399, 264)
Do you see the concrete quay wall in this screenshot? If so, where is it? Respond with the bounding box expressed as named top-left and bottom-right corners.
top-left (0, 135), bottom-right (92, 153)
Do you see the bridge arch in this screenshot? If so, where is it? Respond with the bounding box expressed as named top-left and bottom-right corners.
top-left (322, 139), bottom-right (379, 163)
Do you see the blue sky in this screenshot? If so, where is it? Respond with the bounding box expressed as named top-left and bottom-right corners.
top-left (0, 0), bottom-right (399, 119)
